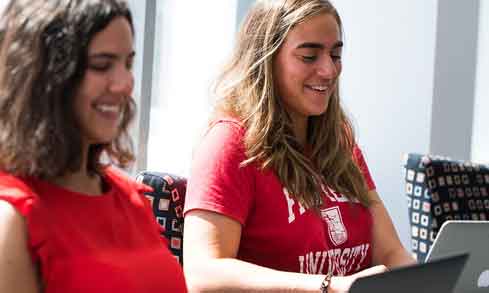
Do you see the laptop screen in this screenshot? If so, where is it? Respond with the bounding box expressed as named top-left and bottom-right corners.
top-left (426, 221), bottom-right (489, 292)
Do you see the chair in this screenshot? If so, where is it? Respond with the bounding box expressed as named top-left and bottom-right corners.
top-left (136, 171), bottom-right (186, 265)
top-left (404, 153), bottom-right (489, 262)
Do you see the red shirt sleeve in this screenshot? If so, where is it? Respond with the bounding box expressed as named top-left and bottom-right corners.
top-left (353, 145), bottom-right (376, 191)
top-left (184, 120), bottom-right (254, 225)
top-left (0, 173), bottom-right (43, 262)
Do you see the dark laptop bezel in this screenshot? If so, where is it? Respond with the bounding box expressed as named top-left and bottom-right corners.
top-left (349, 253), bottom-right (468, 293)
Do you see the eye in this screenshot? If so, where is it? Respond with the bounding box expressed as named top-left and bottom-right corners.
top-left (301, 55), bottom-right (317, 63)
top-left (331, 54), bottom-right (342, 62)
top-left (88, 62), bottom-right (111, 72)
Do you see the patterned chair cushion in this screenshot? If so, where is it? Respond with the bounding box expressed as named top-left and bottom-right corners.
top-left (136, 171), bottom-right (186, 265)
top-left (404, 153), bottom-right (489, 262)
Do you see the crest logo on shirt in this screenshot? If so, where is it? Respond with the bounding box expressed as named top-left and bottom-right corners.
top-left (321, 206), bottom-right (348, 246)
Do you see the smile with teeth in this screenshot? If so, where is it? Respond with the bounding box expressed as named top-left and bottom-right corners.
top-left (306, 85), bottom-right (329, 92)
top-left (94, 104), bottom-right (120, 114)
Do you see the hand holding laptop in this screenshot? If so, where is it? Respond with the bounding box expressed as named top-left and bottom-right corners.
top-left (327, 265), bottom-right (388, 292)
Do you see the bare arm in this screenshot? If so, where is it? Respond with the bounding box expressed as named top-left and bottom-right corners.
top-left (183, 210), bottom-right (386, 293)
top-left (0, 201), bottom-right (40, 293)
top-left (368, 190), bottom-right (416, 268)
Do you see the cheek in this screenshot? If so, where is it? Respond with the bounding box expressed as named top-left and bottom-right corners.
top-left (72, 93), bottom-right (89, 127)
top-left (80, 69), bottom-right (109, 93)
top-left (72, 78), bottom-right (95, 118)
top-left (286, 58), bottom-right (309, 76)
top-left (281, 61), bottom-right (310, 90)
top-left (273, 54), bottom-right (310, 96)
top-left (73, 89), bottom-right (90, 112)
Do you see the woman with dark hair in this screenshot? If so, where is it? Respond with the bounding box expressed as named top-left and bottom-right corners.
top-left (0, 0), bottom-right (187, 292)
top-left (183, 0), bottom-right (415, 292)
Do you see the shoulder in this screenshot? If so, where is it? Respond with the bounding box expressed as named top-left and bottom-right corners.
top-left (0, 200), bottom-right (28, 239)
top-left (0, 172), bottom-right (36, 195)
top-left (0, 199), bottom-right (25, 223)
top-left (0, 174), bottom-right (36, 263)
top-left (104, 167), bottom-right (152, 194)
top-left (352, 144), bottom-right (368, 167)
top-left (351, 145), bottom-right (376, 190)
top-left (207, 118), bottom-right (246, 143)
top-left (0, 172), bottom-right (39, 216)
top-left (0, 200), bottom-right (40, 292)
top-left (193, 118), bottom-right (249, 168)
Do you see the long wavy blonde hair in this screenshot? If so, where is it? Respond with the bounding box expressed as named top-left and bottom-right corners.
top-left (214, 0), bottom-right (370, 209)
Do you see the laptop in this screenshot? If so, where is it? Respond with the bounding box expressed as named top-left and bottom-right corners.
top-left (426, 220), bottom-right (489, 293)
top-left (350, 253), bottom-right (468, 293)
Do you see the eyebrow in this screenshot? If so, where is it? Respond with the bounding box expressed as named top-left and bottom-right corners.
top-left (88, 51), bottom-right (136, 60)
top-left (296, 41), bottom-right (343, 50)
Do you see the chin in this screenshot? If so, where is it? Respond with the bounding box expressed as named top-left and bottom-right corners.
top-left (308, 107), bottom-right (328, 117)
top-left (87, 133), bottom-right (118, 145)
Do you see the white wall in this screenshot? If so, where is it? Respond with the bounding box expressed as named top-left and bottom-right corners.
top-left (332, 0), bottom-right (438, 249)
top-left (473, 0), bottom-right (489, 164)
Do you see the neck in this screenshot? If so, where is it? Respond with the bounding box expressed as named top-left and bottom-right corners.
top-left (50, 143), bottom-right (103, 195)
top-left (291, 115), bottom-right (308, 147)
top-left (52, 170), bottom-right (102, 195)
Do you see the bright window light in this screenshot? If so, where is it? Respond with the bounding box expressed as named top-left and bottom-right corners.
top-left (147, 0), bottom-right (238, 176)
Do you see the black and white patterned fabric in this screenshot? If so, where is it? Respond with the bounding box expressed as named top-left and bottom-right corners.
top-left (404, 153), bottom-right (489, 262)
top-left (136, 171), bottom-right (186, 265)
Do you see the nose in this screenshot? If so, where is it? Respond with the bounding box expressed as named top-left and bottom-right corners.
top-left (316, 55), bottom-right (339, 79)
top-left (109, 67), bottom-right (134, 96)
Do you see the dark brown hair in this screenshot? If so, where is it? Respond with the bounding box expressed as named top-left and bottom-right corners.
top-left (0, 0), bottom-right (135, 179)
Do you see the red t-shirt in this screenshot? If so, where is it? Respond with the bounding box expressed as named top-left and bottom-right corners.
top-left (0, 167), bottom-right (187, 293)
top-left (185, 119), bottom-right (376, 276)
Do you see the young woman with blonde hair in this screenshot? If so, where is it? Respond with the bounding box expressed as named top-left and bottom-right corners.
top-left (183, 0), bottom-right (415, 292)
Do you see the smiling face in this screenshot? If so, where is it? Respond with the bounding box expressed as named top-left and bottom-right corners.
top-left (273, 12), bottom-right (342, 129)
top-left (73, 16), bottom-right (135, 147)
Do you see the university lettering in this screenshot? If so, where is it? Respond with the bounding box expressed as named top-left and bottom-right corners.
top-left (298, 244), bottom-right (370, 276)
